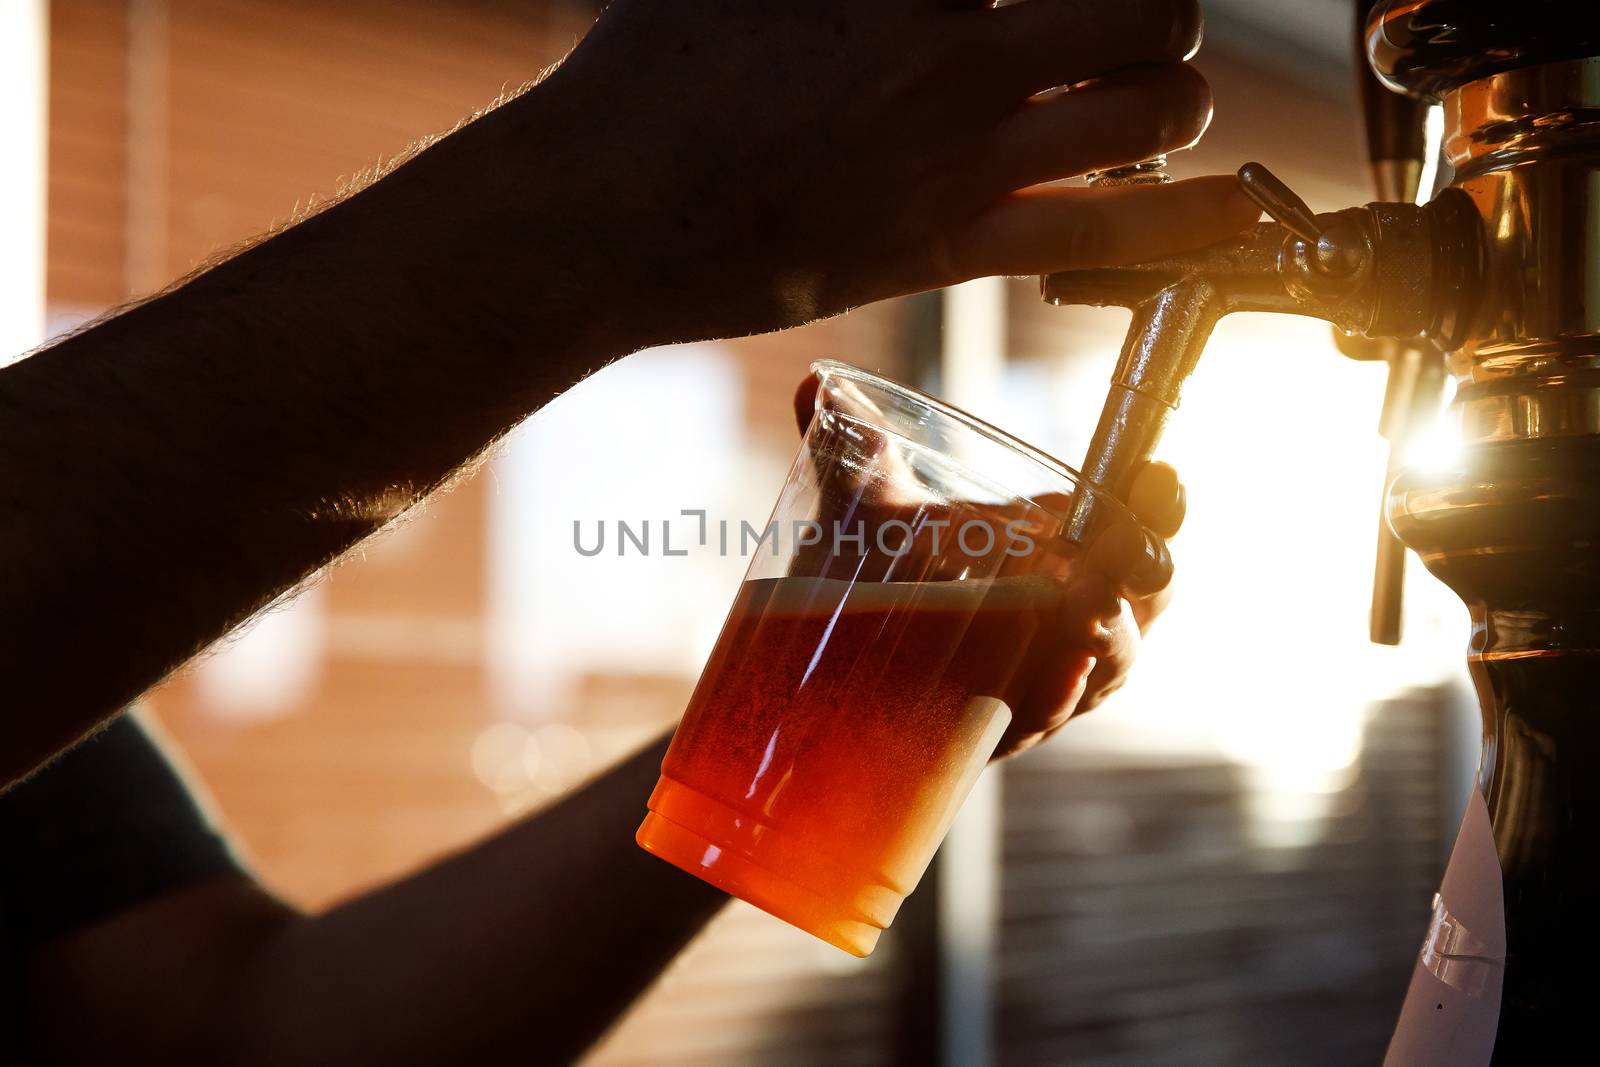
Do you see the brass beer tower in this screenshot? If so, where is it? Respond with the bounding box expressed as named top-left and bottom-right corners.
top-left (1047, 2), bottom-right (1600, 1059)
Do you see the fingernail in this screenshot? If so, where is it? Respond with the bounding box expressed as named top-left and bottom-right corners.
top-left (1072, 655), bottom-right (1098, 692)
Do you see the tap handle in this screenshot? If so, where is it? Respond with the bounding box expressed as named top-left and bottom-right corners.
top-left (1354, 0), bottom-right (1429, 202)
top-left (1353, 0), bottom-right (1433, 645)
top-left (1237, 162), bottom-right (1323, 244)
top-left (1368, 343), bottom-right (1421, 645)
top-left (1367, 343), bottom-right (1448, 645)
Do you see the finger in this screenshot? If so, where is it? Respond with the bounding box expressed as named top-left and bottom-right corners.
top-left (1075, 652), bottom-right (1131, 716)
top-left (801, 368), bottom-right (931, 516)
top-left (978, 0), bottom-right (1203, 97)
top-left (1126, 460), bottom-right (1186, 539)
top-left (982, 63), bottom-right (1211, 192)
top-left (1069, 594), bottom-right (1140, 717)
top-left (1128, 577), bottom-right (1173, 632)
top-left (1034, 650), bottom-right (1098, 730)
top-left (1084, 517), bottom-right (1172, 597)
top-left (950, 174), bottom-right (1260, 280)
top-left (793, 373), bottom-right (821, 438)
top-left (990, 650), bottom-right (1096, 759)
top-left (1013, 573), bottom-right (1135, 741)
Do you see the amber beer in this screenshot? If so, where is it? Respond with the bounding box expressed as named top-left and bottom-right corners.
top-left (637, 571), bottom-right (1076, 955)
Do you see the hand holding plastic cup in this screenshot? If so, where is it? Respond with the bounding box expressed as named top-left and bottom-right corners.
top-left (637, 361), bottom-right (1174, 955)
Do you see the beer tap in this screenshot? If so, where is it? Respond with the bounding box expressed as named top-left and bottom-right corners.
top-left (1341, 0), bottom-right (1443, 645)
top-left (1047, 163), bottom-right (1481, 563)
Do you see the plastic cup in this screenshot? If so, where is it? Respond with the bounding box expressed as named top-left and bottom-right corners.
top-left (636, 360), bottom-right (1159, 955)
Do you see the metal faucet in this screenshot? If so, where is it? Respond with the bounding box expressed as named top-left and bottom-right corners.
top-left (1047, 161), bottom-right (1480, 636)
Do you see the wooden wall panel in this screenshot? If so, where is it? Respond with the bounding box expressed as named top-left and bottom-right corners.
top-left (46, 0), bottom-right (130, 311)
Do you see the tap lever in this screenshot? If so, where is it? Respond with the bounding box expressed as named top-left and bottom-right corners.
top-left (1367, 342), bottom-right (1448, 645)
top-left (1043, 165), bottom-right (1480, 544)
top-left (1238, 162), bottom-right (1324, 244)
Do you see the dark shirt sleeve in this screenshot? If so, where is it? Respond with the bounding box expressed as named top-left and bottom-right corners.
top-left (0, 711), bottom-right (243, 954)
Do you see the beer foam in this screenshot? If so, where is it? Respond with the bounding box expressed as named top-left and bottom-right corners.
top-left (748, 574), bottom-right (1066, 617)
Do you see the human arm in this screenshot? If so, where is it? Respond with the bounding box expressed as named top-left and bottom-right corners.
top-left (0, 0), bottom-right (1258, 786)
top-left (15, 385), bottom-right (1187, 1067)
top-left (17, 459), bottom-right (1191, 1066)
top-left (20, 732), bottom-right (725, 1067)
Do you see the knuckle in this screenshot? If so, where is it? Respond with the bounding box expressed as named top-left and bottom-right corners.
top-left (1061, 204), bottom-right (1112, 268)
top-left (1105, 0), bottom-right (1205, 63)
top-left (1135, 63), bottom-right (1213, 150)
top-left (1169, 62), bottom-right (1214, 115)
top-left (935, 219), bottom-right (981, 286)
top-left (1144, 0), bottom-right (1204, 61)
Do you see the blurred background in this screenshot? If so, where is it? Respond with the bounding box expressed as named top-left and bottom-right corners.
top-left (5, 1), bottom-right (1480, 1063)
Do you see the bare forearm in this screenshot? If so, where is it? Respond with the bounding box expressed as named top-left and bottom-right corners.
top-left (28, 732), bottom-right (724, 1065)
top-left (217, 732), bottom-right (720, 1065)
top-left (0, 84), bottom-right (627, 784)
